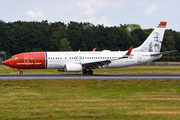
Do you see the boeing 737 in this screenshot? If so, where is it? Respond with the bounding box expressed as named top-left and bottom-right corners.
top-left (3, 22), bottom-right (176, 74)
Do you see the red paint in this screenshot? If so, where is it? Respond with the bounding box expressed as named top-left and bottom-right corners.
top-left (158, 22), bottom-right (167, 26)
top-left (4, 52), bottom-right (46, 69)
top-left (14, 68), bottom-right (21, 71)
top-left (93, 48), bottom-right (96, 52)
top-left (126, 46), bottom-right (134, 56)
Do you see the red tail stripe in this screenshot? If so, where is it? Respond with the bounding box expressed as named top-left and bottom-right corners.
top-left (158, 22), bottom-right (167, 26)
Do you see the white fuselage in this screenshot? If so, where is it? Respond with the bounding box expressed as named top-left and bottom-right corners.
top-left (46, 51), bottom-right (161, 69)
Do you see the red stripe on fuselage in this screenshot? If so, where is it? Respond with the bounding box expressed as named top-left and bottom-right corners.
top-left (6, 52), bottom-right (46, 69)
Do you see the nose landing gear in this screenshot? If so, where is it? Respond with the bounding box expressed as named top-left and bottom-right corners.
top-left (83, 69), bottom-right (93, 75)
top-left (20, 71), bottom-right (23, 74)
top-left (14, 68), bottom-right (23, 74)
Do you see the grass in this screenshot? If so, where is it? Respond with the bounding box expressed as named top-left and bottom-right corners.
top-left (0, 79), bottom-right (180, 119)
top-left (1, 65), bottom-right (180, 74)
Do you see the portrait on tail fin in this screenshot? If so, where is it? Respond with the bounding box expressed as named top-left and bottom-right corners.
top-left (148, 32), bottom-right (162, 52)
top-left (133, 22), bottom-right (166, 53)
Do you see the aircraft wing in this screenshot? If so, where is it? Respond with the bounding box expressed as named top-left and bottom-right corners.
top-left (82, 60), bottom-right (111, 69)
top-left (150, 50), bottom-right (177, 56)
top-left (81, 46), bottom-right (134, 69)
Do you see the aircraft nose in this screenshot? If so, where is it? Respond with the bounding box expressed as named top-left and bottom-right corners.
top-left (3, 59), bottom-right (10, 66)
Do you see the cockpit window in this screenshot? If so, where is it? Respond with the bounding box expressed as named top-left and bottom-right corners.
top-left (10, 57), bottom-right (18, 60)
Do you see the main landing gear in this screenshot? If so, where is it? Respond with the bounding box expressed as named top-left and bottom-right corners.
top-left (83, 69), bottom-right (93, 75)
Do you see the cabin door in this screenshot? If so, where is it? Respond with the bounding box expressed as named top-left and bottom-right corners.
top-left (24, 54), bottom-right (29, 63)
top-left (137, 53), bottom-right (141, 62)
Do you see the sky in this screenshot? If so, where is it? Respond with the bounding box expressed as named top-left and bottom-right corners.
top-left (0, 0), bottom-right (180, 32)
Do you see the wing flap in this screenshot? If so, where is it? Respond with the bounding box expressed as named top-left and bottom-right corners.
top-left (82, 60), bottom-right (111, 68)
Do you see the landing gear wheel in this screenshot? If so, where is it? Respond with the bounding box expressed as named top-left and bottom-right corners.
top-left (20, 71), bottom-right (23, 74)
top-left (88, 69), bottom-right (93, 75)
top-left (83, 69), bottom-right (88, 74)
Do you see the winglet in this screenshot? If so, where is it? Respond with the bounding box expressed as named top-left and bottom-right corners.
top-left (92, 48), bottom-right (96, 52)
top-left (119, 46), bottom-right (134, 59)
top-left (125, 46), bottom-right (134, 56)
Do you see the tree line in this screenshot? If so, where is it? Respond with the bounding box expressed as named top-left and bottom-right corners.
top-left (0, 20), bottom-right (179, 61)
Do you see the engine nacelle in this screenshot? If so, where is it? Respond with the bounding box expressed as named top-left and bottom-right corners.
top-left (64, 64), bottom-right (82, 72)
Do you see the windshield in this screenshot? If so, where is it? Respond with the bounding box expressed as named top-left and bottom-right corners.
top-left (10, 57), bottom-right (18, 60)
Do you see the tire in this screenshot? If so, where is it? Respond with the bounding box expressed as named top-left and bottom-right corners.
top-left (88, 70), bottom-right (93, 75)
top-left (83, 69), bottom-right (88, 74)
top-left (20, 71), bottom-right (23, 74)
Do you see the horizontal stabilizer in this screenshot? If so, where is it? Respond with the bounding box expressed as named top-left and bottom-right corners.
top-left (150, 50), bottom-right (177, 56)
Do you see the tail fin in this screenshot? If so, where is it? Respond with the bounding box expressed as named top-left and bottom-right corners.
top-left (133, 22), bottom-right (167, 52)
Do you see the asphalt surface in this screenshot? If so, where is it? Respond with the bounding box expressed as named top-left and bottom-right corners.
top-left (0, 73), bottom-right (180, 79)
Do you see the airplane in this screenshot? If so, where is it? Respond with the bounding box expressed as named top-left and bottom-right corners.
top-left (3, 22), bottom-right (177, 75)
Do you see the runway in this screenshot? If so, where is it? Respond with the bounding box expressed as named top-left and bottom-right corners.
top-left (0, 73), bottom-right (180, 79)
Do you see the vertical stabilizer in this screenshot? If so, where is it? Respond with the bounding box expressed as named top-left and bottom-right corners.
top-left (133, 22), bottom-right (167, 52)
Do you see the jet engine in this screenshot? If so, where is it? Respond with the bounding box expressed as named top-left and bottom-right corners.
top-left (64, 64), bottom-right (82, 72)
